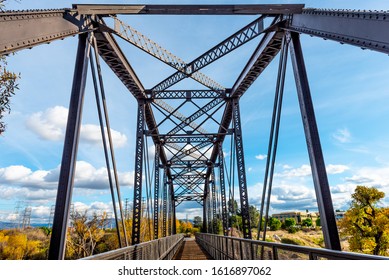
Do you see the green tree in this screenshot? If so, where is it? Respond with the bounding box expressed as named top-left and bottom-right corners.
top-left (301, 218), bottom-right (313, 227)
top-left (228, 199), bottom-right (239, 214)
top-left (0, 1), bottom-right (20, 134)
top-left (283, 218), bottom-right (296, 228)
top-left (315, 217), bottom-right (321, 227)
top-left (193, 216), bottom-right (202, 228)
top-left (339, 186), bottom-right (389, 256)
top-left (249, 205), bottom-right (259, 229)
top-left (268, 217), bottom-right (282, 231)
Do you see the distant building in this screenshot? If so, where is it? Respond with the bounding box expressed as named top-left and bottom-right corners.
top-left (335, 210), bottom-right (346, 220)
top-left (272, 211), bottom-right (319, 225)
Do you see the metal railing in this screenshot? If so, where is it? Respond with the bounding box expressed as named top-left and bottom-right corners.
top-left (82, 234), bottom-right (184, 260)
top-left (196, 233), bottom-right (389, 260)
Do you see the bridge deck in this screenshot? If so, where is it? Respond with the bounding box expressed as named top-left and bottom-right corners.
top-left (173, 238), bottom-right (213, 260)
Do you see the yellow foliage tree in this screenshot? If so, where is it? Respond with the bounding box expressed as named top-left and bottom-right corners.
top-left (339, 186), bottom-right (389, 256)
top-left (66, 211), bottom-right (107, 259)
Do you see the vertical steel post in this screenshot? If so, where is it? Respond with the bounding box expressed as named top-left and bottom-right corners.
top-left (289, 31), bottom-right (341, 250)
top-left (202, 188), bottom-right (208, 233)
top-left (207, 176), bottom-right (213, 233)
top-left (131, 100), bottom-right (146, 245)
top-left (170, 180), bottom-right (176, 235)
top-left (211, 169), bottom-right (217, 233)
top-left (232, 98), bottom-right (252, 239)
top-left (168, 187), bottom-right (172, 236)
top-left (218, 144), bottom-right (228, 236)
top-left (153, 144), bottom-right (160, 239)
top-left (91, 34), bottom-right (128, 247)
top-left (162, 169), bottom-right (167, 237)
top-left (48, 33), bottom-right (89, 260)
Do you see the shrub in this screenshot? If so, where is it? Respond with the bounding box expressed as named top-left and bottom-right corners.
top-left (281, 237), bottom-right (304, 246)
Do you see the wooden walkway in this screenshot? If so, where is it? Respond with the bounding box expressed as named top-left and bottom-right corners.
top-left (173, 238), bottom-right (213, 260)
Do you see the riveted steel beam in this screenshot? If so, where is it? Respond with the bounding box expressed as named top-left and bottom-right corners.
top-left (151, 90), bottom-right (226, 100)
top-left (232, 98), bottom-right (251, 239)
top-left (218, 143), bottom-right (228, 236)
top-left (287, 9), bottom-right (389, 54)
top-left (0, 9), bottom-right (86, 55)
top-left (131, 100), bottom-right (146, 245)
top-left (74, 4), bottom-right (304, 16)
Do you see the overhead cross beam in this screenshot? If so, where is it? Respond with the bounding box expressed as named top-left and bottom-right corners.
top-left (105, 17), bottom-right (224, 91)
top-left (74, 4), bottom-right (305, 16)
top-left (152, 16), bottom-right (266, 92)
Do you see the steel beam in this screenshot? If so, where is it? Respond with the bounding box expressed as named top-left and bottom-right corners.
top-left (211, 169), bottom-right (217, 234)
top-left (167, 98), bottom-right (224, 135)
top-left (74, 4), bottom-right (305, 15)
top-left (287, 9), bottom-right (389, 54)
top-left (232, 98), bottom-right (252, 239)
top-left (218, 143), bottom-right (228, 236)
top-left (162, 170), bottom-right (168, 237)
top-left (231, 31), bottom-right (284, 98)
top-left (289, 31), bottom-right (341, 250)
top-left (152, 16), bottom-right (266, 91)
top-left (49, 34), bottom-right (89, 260)
top-left (0, 9), bottom-right (85, 55)
top-left (153, 144), bottom-right (160, 240)
top-left (151, 90), bottom-right (226, 100)
top-left (161, 135), bottom-right (215, 144)
top-left (131, 100), bottom-right (146, 245)
top-left (106, 17), bottom-right (224, 91)
top-left (94, 21), bottom-right (172, 180)
top-left (207, 31), bottom-right (284, 178)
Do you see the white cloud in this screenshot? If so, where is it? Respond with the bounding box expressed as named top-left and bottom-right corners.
top-left (275, 164), bottom-right (349, 178)
top-left (332, 128), bottom-right (351, 143)
top-left (26, 106), bottom-right (128, 148)
top-left (276, 164), bottom-right (311, 178)
top-left (330, 183), bottom-right (356, 194)
top-left (326, 164), bottom-right (349, 174)
top-left (26, 106), bottom-right (68, 141)
top-left (255, 154), bottom-right (267, 160)
top-left (345, 166), bottom-right (389, 189)
top-left (0, 165), bottom-right (51, 188)
top-left (0, 161), bottom-right (135, 205)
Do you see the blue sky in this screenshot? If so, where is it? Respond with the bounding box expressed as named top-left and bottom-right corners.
top-left (1, 0), bottom-right (389, 225)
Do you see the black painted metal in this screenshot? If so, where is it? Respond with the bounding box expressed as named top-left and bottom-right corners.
top-left (131, 101), bottom-right (146, 245)
top-left (49, 34), bottom-right (89, 260)
top-left (152, 16), bottom-right (266, 91)
top-left (287, 9), bottom-right (389, 54)
top-left (258, 35), bottom-right (289, 244)
top-left (211, 169), bottom-right (218, 234)
top-left (74, 4), bottom-right (305, 16)
top-left (153, 144), bottom-right (161, 239)
top-left (218, 143), bottom-right (228, 236)
top-left (289, 31), bottom-right (341, 251)
top-left (4, 4), bottom-right (389, 258)
top-left (162, 169), bottom-right (167, 237)
top-left (89, 40), bottom-right (123, 248)
top-left (232, 99), bottom-right (252, 239)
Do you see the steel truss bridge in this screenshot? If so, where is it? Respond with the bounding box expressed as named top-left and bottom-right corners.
top-left (1, 3), bottom-right (389, 260)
